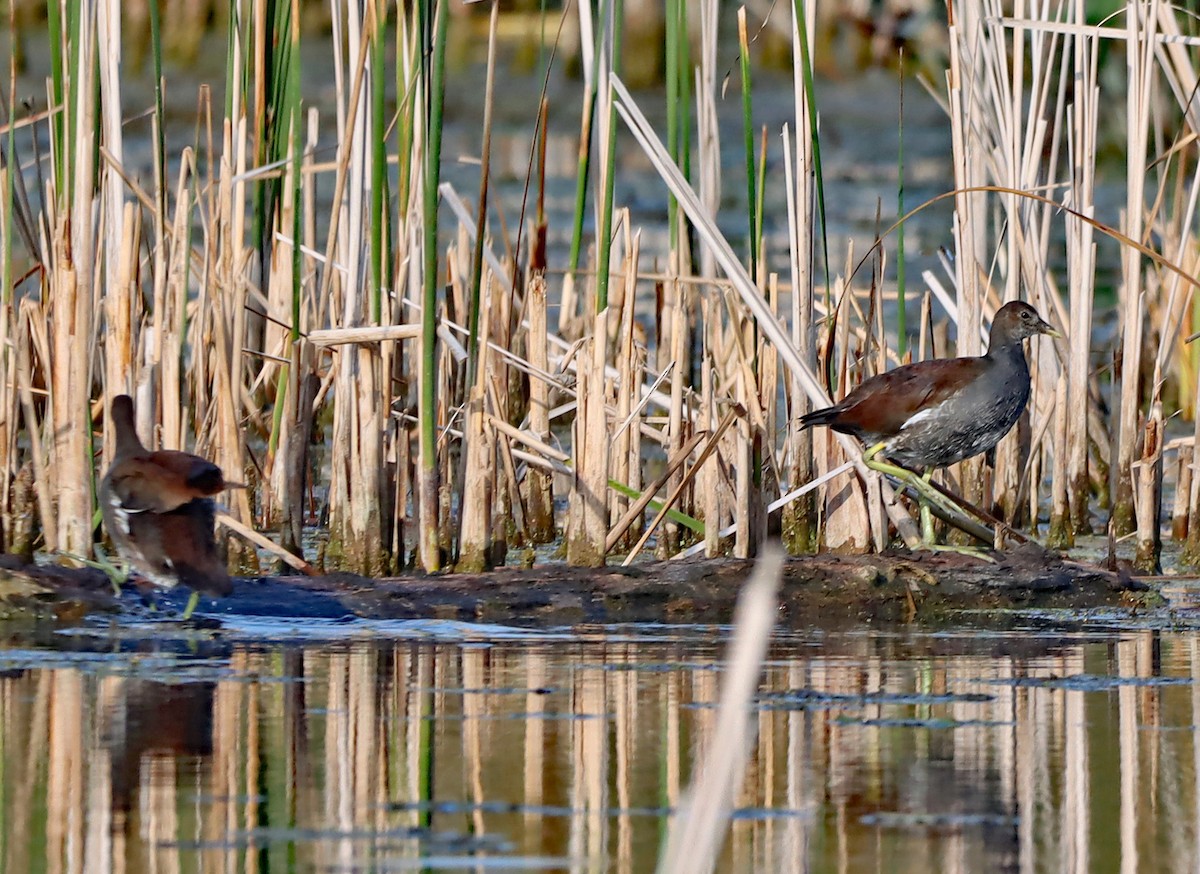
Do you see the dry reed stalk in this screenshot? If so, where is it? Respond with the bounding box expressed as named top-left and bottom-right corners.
top-left (627, 341), bottom-right (646, 551)
top-left (97, 0), bottom-right (124, 405)
top-left (215, 511), bottom-right (315, 575)
top-left (261, 164), bottom-right (300, 533)
top-left (661, 264), bottom-right (688, 556)
top-left (207, 119), bottom-right (258, 573)
top-left (781, 120), bottom-right (816, 554)
top-left (566, 308), bottom-right (610, 566)
top-left (700, 301), bottom-right (721, 557)
top-left (822, 280), bottom-right (870, 553)
top-left (525, 274), bottom-right (554, 543)
top-left (1064, 6), bottom-right (1099, 537)
top-left (0, 166), bottom-right (11, 552)
top-left (762, 274), bottom-right (779, 486)
top-left (488, 416), bottom-right (570, 465)
top-left (656, 545), bottom-right (781, 874)
top-left (16, 307), bottom-right (54, 553)
top-left (1048, 374), bottom-right (1070, 547)
top-left (1172, 444), bottom-right (1191, 543)
top-left (489, 374), bottom-right (526, 553)
top-left (734, 371), bottom-right (753, 559)
top-left (558, 0), bottom-right (597, 343)
top-left (158, 157), bottom-right (194, 451)
top-left (456, 271), bottom-right (494, 572)
top-left (725, 294), bottom-right (771, 557)
top-left (309, 325), bottom-right (422, 346)
top-left (695, 0), bottom-right (720, 281)
top-left (1133, 407), bottom-right (1163, 573)
top-left (103, 201), bottom-right (138, 466)
top-left (1112, 4), bottom-right (1156, 538)
top-left (918, 291), bottom-right (932, 360)
top-left (610, 234), bottom-right (640, 549)
top-left (49, 0), bottom-right (98, 560)
top-left (946, 1), bottom-right (987, 519)
top-left (487, 282), bottom-right (516, 563)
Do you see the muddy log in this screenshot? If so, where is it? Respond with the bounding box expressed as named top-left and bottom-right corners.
top-left (0, 543), bottom-right (1148, 626)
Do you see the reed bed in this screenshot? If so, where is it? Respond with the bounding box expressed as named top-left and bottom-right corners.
top-left (1, 1), bottom-right (1199, 573)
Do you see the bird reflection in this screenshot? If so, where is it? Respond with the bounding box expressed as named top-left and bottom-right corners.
top-left (102, 679), bottom-right (217, 820)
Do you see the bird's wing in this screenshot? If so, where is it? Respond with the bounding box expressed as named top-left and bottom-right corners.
top-left (148, 450), bottom-right (228, 496)
top-left (832, 357), bottom-right (989, 438)
top-left (107, 454), bottom-right (220, 513)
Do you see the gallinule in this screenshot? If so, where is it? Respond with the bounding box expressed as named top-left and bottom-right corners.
top-left (99, 394), bottom-right (234, 619)
top-left (799, 300), bottom-right (1059, 552)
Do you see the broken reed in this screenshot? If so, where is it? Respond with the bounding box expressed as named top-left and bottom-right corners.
top-left (3, 1), bottom-right (1200, 575)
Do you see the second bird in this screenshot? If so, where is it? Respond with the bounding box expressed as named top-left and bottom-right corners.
top-left (99, 394), bottom-right (234, 619)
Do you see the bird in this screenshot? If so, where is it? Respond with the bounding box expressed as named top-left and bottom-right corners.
top-left (99, 394), bottom-right (234, 619)
top-left (798, 300), bottom-right (1059, 553)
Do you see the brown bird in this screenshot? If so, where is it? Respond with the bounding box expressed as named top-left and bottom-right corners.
top-left (99, 394), bottom-right (233, 619)
top-left (798, 300), bottom-right (1059, 552)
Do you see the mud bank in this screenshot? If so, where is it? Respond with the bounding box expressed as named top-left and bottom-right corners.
top-left (0, 542), bottom-right (1151, 626)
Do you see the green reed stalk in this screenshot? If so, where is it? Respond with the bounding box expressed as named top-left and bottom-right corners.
top-left (3, 43), bottom-right (12, 309)
top-left (396, 8), bottom-right (415, 216)
top-left (267, 0), bottom-right (303, 463)
top-left (45, 0), bottom-right (65, 189)
top-left (675, 0), bottom-right (691, 191)
top-left (61, 0), bottom-right (84, 205)
top-left (260, 0), bottom-right (300, 278)
top-left (896, 64), bottom-right (906, 358)
top-left (755, 127), bottom-right (766, 261)
top-left (466, 0), bottom-right (498, 383)
top-left (594, 0), bottom-right (622, 312)
top-left (223, 3), bottom-right (238, 119)
top-left (791, 0), bottom-right (830, 306)
top-left (148, 0), bottom-right (168, 248)
top-left (737, 9), bottom-right (757, 280)
top-left (567, 39), bottom-right (600, 282)
top-left (665, 0), bottom-right (681, 249)
top-left (370, 0), bottom-right (387, 324)
top-left (419, 0), bottom-right (449, 571)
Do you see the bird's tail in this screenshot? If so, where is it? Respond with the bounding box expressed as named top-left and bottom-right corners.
top-left (796, 406), bottom-right (839, 430)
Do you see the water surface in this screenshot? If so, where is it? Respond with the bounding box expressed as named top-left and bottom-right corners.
top-left (0, 614), bottom-right (1196, 872)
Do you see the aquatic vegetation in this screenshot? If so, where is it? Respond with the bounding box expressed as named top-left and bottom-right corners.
top-left (0, 1), bottom-right (1197, 572)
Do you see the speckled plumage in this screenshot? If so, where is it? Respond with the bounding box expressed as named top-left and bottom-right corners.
top-left (799, 301), bottom-right (1056, 471)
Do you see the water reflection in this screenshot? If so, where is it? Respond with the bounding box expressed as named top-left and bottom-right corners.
top-left (0, 622), bottom-right (1197, 871)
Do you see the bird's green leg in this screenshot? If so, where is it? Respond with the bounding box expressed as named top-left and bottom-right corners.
top-left (179, 590), bottom-right (201, 622)
top-left (60, 549), bottom-right (127, 597)
top-left (862, 446), bottom-right (995, 562)
top-left (920, 498), bottom-right (936, 545)
top-left (913, 472), bottom-right (995, 562)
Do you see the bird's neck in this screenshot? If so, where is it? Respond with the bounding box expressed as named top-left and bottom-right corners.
top-left (112, 416), bottom-right (146, 459)
top-left (984, 337), bottom-right (1028, 369)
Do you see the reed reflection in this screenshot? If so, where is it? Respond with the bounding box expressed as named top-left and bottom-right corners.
top-left (0, 627), bottom-right (1197, 872)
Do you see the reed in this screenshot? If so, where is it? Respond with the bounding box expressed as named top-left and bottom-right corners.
top-left (418, 0), bottom-right (448, 572)
top-left (2, 0), bottom-right (1198, 576)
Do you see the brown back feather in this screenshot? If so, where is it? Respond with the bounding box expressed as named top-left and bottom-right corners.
top-left (820, 357), bottom-right (989, 439)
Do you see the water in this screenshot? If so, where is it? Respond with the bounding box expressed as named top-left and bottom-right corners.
top-left (1, 613), bottom-right (1198, 872)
